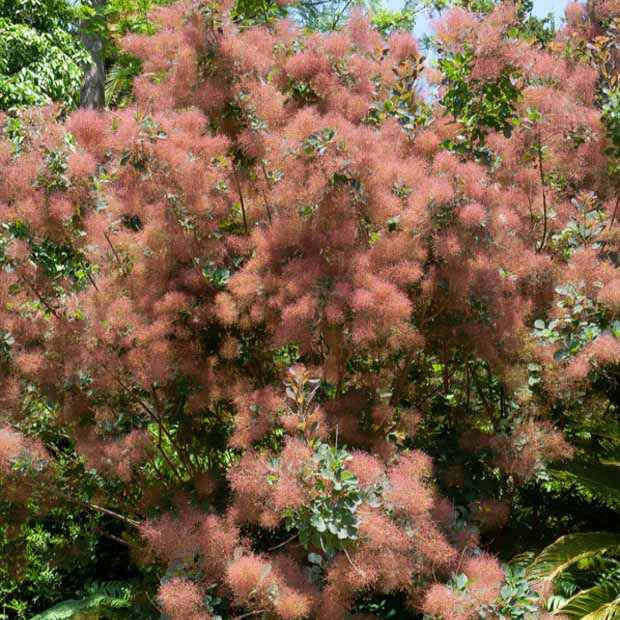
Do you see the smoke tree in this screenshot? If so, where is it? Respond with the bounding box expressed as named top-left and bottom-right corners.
top-left (0, 0), bottom-right (618, 618)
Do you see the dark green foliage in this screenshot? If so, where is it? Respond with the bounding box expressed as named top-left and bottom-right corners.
top-left (232, 0), bottom-right (287, 26)
top-left (0, 0), bottom-right (78, 30)
top-left (438, 48), bottom-right (521, 153)
top-left (0, 514), bottom-right (100, 620)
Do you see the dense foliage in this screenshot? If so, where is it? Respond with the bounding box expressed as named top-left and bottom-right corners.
top-left (0, 0), bottom-right (618, 618)
top-left (0, 0), bottom-right (90, 109)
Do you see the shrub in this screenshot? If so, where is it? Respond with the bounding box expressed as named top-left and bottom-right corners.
top-left (0, 0), bottom-right (617, 617)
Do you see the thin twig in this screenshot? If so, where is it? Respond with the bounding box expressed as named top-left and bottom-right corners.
top-left (331, 0), bottom-right (352, 29)
top-left (232, 610), bottom-right (267, 620)
top-left (465, 358), bottom-right (471, 413)
top-left (267, 533), bottom-right (298, 551)
top-left (260, 162), bottom-right (274, 222)
top-left (526, 192), bottom-right (534, 230)
top-left (104, 231), bottom-right (124, 273)
top-left (472, 369), bottom-right (494, 420)
top-left (146, 591), bottom-right (162, 613)
top-left (343, 547), bottom-right (366, 578)
top-left (86, 270), bottom-right (100, 292)
top-left (389, 352), bottom-right (414, 406)
top-left (151, 386), bottom-right (196, 477)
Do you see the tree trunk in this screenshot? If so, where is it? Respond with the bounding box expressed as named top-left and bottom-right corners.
top-left (79, 0), bottom-right (106, 108)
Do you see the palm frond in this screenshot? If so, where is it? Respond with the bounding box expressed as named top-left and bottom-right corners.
top-left (559, 583), bottom-right (620, 620)
top-left (527, 533), bottom-right (620, 581)
top-left (509, 551), bottom-right (537, 568)
top-left (29, 582), bottom-right (132, 620)
top-left (29, 598), bottom-right (95, 620)
top-left (591, 421), bottom-right (620, 444)
top-left (551, 462), bottom-right (620, 508)
top-left (104, 57), bottom-right (140, 107)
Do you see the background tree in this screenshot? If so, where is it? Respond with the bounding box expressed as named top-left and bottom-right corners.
top-left (0, 0), bottom-right (90, 110)
top-left (79, 0), bottom-right (108, 109)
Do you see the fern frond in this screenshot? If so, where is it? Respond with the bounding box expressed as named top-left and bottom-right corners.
top-left (527, 533), bottom-right (620, 581)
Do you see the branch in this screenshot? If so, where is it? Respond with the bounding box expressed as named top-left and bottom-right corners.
top-left (86, 270), bottom-right (100, 292)
top-left (526, 192), bottom-right (534, 230)
top-left (96, 527), bottom-right (131, 547)
top-left (260, 162), bottom-right (274, 222)
top-left (609, 194), bottom-right (619, 229)
top-left (233, 167), bottom-right (249, 235)
top-left (535, 133), bottom-right (548, 252)
top-left (232, 611), bottom-right (267, 620)
top-left (56, 483), bottom-right (141, 529)
top-left (86, 501), bottom-right (141, 527)
top-left (151, 387), bottom-right (196, 478)
top-left (472, 368), bottom-right (495, 420)
top-left (389, 352), bottom-right (414, 406)
top-left (16, 270), bottom-right (60, 319)
top-left (113, 376), bottom-right (186, 483)
top-left (267, 533), bottom-right (297, 551)
top-left (104, 231), bottom-right (123, 269)
top-left (331, 0), bottom-right (352, 30)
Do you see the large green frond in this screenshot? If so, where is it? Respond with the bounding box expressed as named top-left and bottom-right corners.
top-left (551, 462), bottom-right (620, 508)
top-left (29, 582), bottom-right (132, 620)
top-left (29, 598), bottom-right (95, 620)
top-left (559, 582), bottom-right (620, 620)
top-left (527, 533), bottom-right (620, 581)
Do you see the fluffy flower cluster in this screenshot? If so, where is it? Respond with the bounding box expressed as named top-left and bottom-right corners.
top-left (0, 425), bottom-right (47, 475)
top-left (423, 554), bottom-right (505, 620)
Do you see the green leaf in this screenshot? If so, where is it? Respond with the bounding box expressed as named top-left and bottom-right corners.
top-left (308, 552), bottom-right (323, 566)
top-left (312, 515), bottom-right (327, 533)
